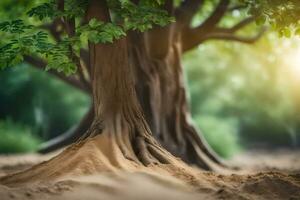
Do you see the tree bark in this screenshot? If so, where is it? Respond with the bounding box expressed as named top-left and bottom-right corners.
top-left (36, 0), bottom-right (228, 171)
top-left (38, 26), bottom-right (224, 171)
top-left (30, 0), bottom-right (265, 171)
top-left (84, 34), bottom-right (171, 165)
top-left (129, 29), bottom-right (224, 170)
top-left (0, 36), bottom-right (176, 186)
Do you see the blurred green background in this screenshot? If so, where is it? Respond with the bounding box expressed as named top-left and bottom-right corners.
top-left (184, 34), bottom-right (300, 158)
top-left (1, 32), bottom-right (300, 158)
top-left (0, 64), bottom-right (90, 153)
top-left (1, 0), bottom-right (300, 158)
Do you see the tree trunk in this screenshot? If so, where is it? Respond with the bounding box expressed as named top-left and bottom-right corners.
top-left (0, 0), bottom-right (232, 186)
top-left (0, 36), bottom-right (179, 185)
top-left (130, 30), bottom-right (224, 170)
top-left (37, 28), bottom-right (224, 171)
top-left (35, 0), bottom-right (224, 171)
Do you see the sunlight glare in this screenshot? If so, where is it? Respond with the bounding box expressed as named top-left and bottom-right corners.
top-left (282, 38), bottom-right (300, 79)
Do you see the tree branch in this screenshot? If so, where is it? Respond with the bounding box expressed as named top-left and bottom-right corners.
top-left (12, 1), bottom-right (92, 97)
top-left (182, 14), bottom-right (259, 52)
top-left (57, 0), bottom-right (91, 91)
top-left (227, 4), bottom-right (248, 12)
top-left (201, 27), bottom-right (266, 43)
top-left (24, 55), bottom-right (90, 93)
top-left (145, 0), bottom-right (176, 59)
top-left (64, 17), bottom-right (76, 37)
top-left (86, 0), bottom-right (110, 22)
top-left (80, 49), bottom-right (91, 75)
top-left (39, 20), bottom-right (63, 42)
top-left (41, 20), bottom-right (90, 74)
top-left (215, 17), bottom-right (255, 34)
top-left (181, 0), bottom-right (230, 51)
top-left (40, 21), bottom-right (91, 88)
top-left (75, 56), bottom-right (91, 91)
top-left (196, 0), bottom-right (230, 32)
top-left (175, 0), bottom-right (204, 28)
top-left (164, 0), bottom-right (174, 14)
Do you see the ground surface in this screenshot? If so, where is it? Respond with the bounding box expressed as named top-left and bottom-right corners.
top-left (0, 149), bottom-right (299, 200)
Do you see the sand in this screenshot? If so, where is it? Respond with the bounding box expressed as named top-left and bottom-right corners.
top-left (0, 140), bottom-right (299, 200)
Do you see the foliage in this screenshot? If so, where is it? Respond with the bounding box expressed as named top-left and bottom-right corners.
top-left (0, 19), bottom-right (76, 74)
top-left (0, 119), bottom-right (41, 153)
top-left (77, 19), bottom-right (125, 43)
top-left (0, 0), bottom-right (174, 75)
top-left (243, 0), bottom-right (300, 37)
top-left (27, 1), bottom-right (58, 20)
top-left (111, 0), bottom-right (174, 31)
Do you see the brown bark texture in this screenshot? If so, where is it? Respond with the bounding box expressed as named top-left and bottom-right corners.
top-left (37, 26), bottom-right (224, 170)
top-left (32, 0), bottom-right (264, 170)
top-left (33, 0), bottom-right (246, 171)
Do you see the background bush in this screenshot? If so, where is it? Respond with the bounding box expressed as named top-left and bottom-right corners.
top-left (0, 119), bottom-right (41, 153)
top-left (0, 64), bottom-right (90, 140)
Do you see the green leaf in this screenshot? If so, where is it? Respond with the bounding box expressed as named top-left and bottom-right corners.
top-left (282, 28), bottom-right (291, 38)
top-left (89, 18), bottom-right (103, 28)
top-left (255, 16), bottom-right (266, 26)
top-left (27, 2), bottom-right (57, 20)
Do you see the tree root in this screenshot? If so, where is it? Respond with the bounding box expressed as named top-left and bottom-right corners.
top-left (134, 136), bottom-right (170, 166)
top-left (185, 125), bottom-right (227, 168)
top-left (156, 119), bottom-right (229, 171)
top-left (0, 126), bottom-right (204, 187)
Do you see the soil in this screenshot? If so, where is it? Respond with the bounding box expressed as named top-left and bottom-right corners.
top-left (0, 142), bottom-right (299, 200)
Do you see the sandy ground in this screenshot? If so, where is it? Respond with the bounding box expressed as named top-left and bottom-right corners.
top-left (0, 149), bottom-right (299, 200)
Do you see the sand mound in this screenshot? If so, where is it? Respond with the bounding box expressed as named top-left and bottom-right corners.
top-left (0, 135), bottom-right (299, 200)
top-left (0, 134), bottom-right (215, 188)
top-left (0, 171), bottom-right (299, 200)
top-left (0, 173), bottom-right (209, 200)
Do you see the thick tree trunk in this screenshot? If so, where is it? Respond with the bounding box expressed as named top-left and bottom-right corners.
top-left (130, 31), bottom-right (224, 170)
top-left (85, 36), bottom-right (171, 166)
top-left (38, 29), bottom-right (224, 171)
top-left (0, 37), bottom-right (177, 185)
top-left (36, 0), bottom-right (224, 171)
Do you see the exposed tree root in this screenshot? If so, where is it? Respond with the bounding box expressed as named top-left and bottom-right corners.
top-left (37, 107), bottom-right (226, 171)
top-left (182, 123), bottom-right (228, 170)
top-left (0, 126), bottom-right (211, 188)
top-left (131, 40), bottom-right (227, 171)
top-left (37, 109), bottom-right (227, 172)
top-left (36, 31), bottom-right (227, 174)
top-left (134, 135), bottom-right (171, 166)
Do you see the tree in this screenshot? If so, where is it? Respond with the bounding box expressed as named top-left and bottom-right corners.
top-left (243, 0), bottom-right (300, 36)
top-left (0, 0), bottom-right (265, 184)
top-left (33, 0), bottom-right (264, 170)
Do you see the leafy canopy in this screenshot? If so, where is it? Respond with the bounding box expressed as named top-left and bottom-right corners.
top-left (0, 0), bottom-right (174, 75)
top-left (243, 0), bottom-right (300, 37)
